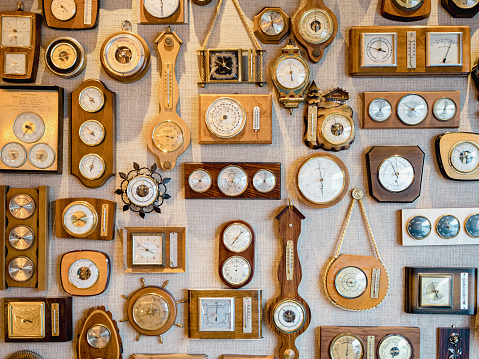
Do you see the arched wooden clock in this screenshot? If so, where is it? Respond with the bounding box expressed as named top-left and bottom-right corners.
top-left (121, 278), bottom-right (185, 343)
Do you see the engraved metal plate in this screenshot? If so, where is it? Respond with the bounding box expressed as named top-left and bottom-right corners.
top-left (370, 268), bottom-right (381, 298)
top-left (243, 297), bottom-right (252, 333)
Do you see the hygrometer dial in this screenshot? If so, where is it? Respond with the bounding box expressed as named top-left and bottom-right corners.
top-left (436, 214), bottom-right (460, 239)
top-left (221, 256), bottom-right (251, 286)
top-left (298, 9), bottom-right (333, 44)
top-left (223, 222), bottom-right (252, 252)
top-left (334, 266), bottom-right (368, 299)
top-left (433, 97), bottom-right (456, 121)
top-left (252, 169), bottom-right (276, 193)
top-left (79, 120), bottom-right (105, 146)
top-left (465, 214), bottom-right (479, 238)
top-left (188, 169), bottom-right (212, 193)
top-left (369, 98), bottom-right (392, 122)
top-left (272, 299), bottom-right (306, 334)
top-left (1, 142), bottom-right (27, 168)
top-left (68, 258), bottom-right (100, 289)
top-left (217, 165), bottom-right (248, 197)
top-left (9, 225), bottom-right (35, 250)
top-left (397, 94), bottom-right (428, 126)
top-left (377, 155), bottom-right (415, 192)
top-left (330, 333), bottom-right (364, 359)
top-left (13, 112), bottom-right (45, 143)
top-left (9, 194), bottom-right (35, 219)
top-left (50, 0), bottom-right (77, 21)
top-left (62, 201), bottom-right (98, 237)
top-left (79, 86), bottom-right (105, 113)
top-left (448, 141), bottom-right (479, 174)
top-left (8, 256), bottom-right (35, 282)
top-left (205, 97), bottom-right (246, 138)
top-left (87, 324), bottom-right (111, 349)
top-left (377, 334), bottom-right (412, 359)
top-left (28, 143), bottom-right (55, 169)
top-left (406, 216), bottom-right (431, 240)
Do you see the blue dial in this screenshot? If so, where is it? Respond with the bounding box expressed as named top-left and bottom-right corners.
top-left (407, 216), bottom-right (431, 240)
top-left (465, 214), bottom-right (479, 238)
top-left (436, 215), bottom-right (460, 239)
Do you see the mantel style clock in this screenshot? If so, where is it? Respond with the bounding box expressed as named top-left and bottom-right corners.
top-left (42, 0), bottom-right (100, 29)
top-left (381, 0), bottom-right (431, 21)
top-left (442, 0), bottom-right (479, 17)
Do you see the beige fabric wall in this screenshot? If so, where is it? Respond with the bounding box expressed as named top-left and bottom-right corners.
top-left (1, 0), bottom-right (478, 358)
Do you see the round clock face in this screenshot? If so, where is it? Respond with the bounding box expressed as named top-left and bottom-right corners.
top-left (144, 0), bottom-right (180, 18)
top-left (321, 114), bottom-right (354, 146)
top-left (397, 94), bottom-right (428, 126)
top-left (79, 154), bottom-right (105, 180)
top-left (378, 334), bottom-right (412, 359)
top-left (1, 142), bottom-right (27, 168)
top-left (126, 175), bottom-right (159, 207)
top-left (8, 256), bottom-right (34, 282)
top-left (87, 324), bottom-right (111, 349)
top-left (448, 141), bottom-right (479, 174)
top-left (252, 169), bottom-right (276, 193)
top-left (102, 33), bottom-right (148, 78)
top-left (465, 214), bottom-right (479, 238)
top-left (13, 112), bottom-right (45, 143)
top-left (274, 57), bottom-right (308, 89)
top-left (152, 121), bottom-right (184, 152)
top-left (205, 97), bottom-right (246, 138)
top-left (452, 0), bottom-right (479, 8)
top-left (221, 256), bottom-right (251, 286)
top-left (51, 0), bottom-right (77, 21)
top-left (50, 41), bottom-right (77, 70)
top-left (392, 0), bottom-right (424, 11)
top-left (272, 299), bottom-right (306, 333)
top-left (334, 266), bottom-right (368, 299)
top-left (406, 216), bottom-right (431, 240)
top-left (433, 97), bottom-right (456, 121)
top-left (28, 143), bottom-right (56, 169)
top-left (223, 222), bottom-right (252, 252)
top-left (217, 165), bottom-right (248, 197)
top-left (369, 98), bottom-right (392, 122)
top-left (133, 293), bottom-right (170, 331)
top-left (298, 9), bottom-right (333, 44)
top-left (9, 194), bottom-right (35, 219)
top-left (260, 10), bottom-right (285, 35)
top-left (330, 333), bottom-right (364, 359)
top-left (9, 225), bottom-right (35, 250)
top-left (79, 86), bottom-right (105, 113)
top-left (420, 276), bottom-right (451, 306)
top-left (79, 120), bottom-right (105, 146)
top-left (62, 201), bottom-right (98, 237)
top-left (436, 215), bottom-right (460, 239)
top-left (68, 258), bottom-right (99, 289)
top-left (378, 155), bottom-right (415, 192)
top-left (188, 169), bottom-right (212, 193)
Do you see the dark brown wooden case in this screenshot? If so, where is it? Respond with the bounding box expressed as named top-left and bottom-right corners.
top-left (381, 0), bottom-right (431, 21)
top-left (42, 0), bottom-right (100, 29)
top-left (139, 0), bottom-right (185, 24)
top-left (438, 327), bottom-right (469, 359)
top-left (442, 0), bottom-right (479, 18)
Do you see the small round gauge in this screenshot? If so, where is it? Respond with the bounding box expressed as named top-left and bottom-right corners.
top-left (221, 256), bottom-right (251, 286)
top-left (377, 155), bottom-right (415, 192)
top-left (62, 201), bottom-right (98, 237)
top-left (79, 120), bottom-right (105, 146)
top-left (392, 0), bottom-right (424, 11)
top-left (406, 216), bottom-right (431, 240)
top-left (369, 98), bottom-right (392, 122)
top-left (9, 225), bottom-right (35, 250)
top-left (433, 97), bottom-right (456, 121)
top-left (320, 114), bottom-right (354, 146)
top-left (272, 299), bottom-right (306, 333)
top-left (50, 0), bottom-right (77, 21)
top-left (28, 143), bottom-right (56, 169)
top-left (79, 154), bottom-right (105, 180)
top-left (397, 94), bottom-right (428, 126)
top-left (79, 86), bottom-right (105, 113)
top-left (143, 0), bottom-right (180, 18)
top-left (13, 112), bottom-right (45, 143)
top-left (465, 214), bottom-right (479, 238)
top-left (223, 222), bottom-right (253, 252)
top-left (298, 9), bottom-right (334, 44)
top-left (274, 57), bottom-right (308, 89)
top-left (68, 258), bottom-right (99, 289)
top-left (152, 121), bottom-right (184, 152)
top-left (330, 333), bottom-right (364, 359)
top-left (188, 169), bottom-right (212, 193)
top-left (252, 169), bottom-right (276, 193)
top-left (217, 165), bottom-right (248, 197)
top-left (1, 142), bottom-right (27, 168)
top-left (9, 194), bottom-right (35, 219)
top-left (205, 97), bottom-right (246, 138)
top-left (45, 37), bottom-right (86, 78)
top-left (334, 266), bottom-right (368, 299)
top-left (8, 256), bottom-right (34, 282)
top-left (132, 293), bottom-right (170, 331)
top-left (260, 10), bottom-right (285, 36)
top-left (378, 334), bottom-right (412, 359)
top-left (87, 324), bottom-right (111, 349)
top-left (452, 0), bottom-right (479, 8)
top-left (436, 215), bottom-right (460, 239)
top-left (126, 175), bottom-right (159, 207)
top-left (448, 141), bottom-right (479, 174)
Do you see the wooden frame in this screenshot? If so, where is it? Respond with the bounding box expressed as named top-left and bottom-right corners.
top-left (253, 7), bottom-right (290, 44)
top-left (138, 0), bottom-right (186, 24)
top-left (362, 91), bottom-right (460, 129)
top-left (442, 0), bottom-right (479, 18)
top-left (42, 0), bottom-right (99, 29)
top-left (381, 0), bottom-right (431, 21)
top-left (438, 327), bottom-right (470, 359)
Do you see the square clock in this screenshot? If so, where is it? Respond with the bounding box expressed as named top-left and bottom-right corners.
top-left (361, 33), bottom-right (397, 68)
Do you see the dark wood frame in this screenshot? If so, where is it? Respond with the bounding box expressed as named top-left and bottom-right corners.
top-left (42, 0), bottom-right (99, 29)
top-left (381, 0), bottom-right (431, 21)
top-left (438, 327), bottom-right (470, 359)
top-left (253, 7), bottom-right (290, 44)
top-left (138, 0), bottom-right (186, 24)
top-left (442, 0), bottom-right (479, 18)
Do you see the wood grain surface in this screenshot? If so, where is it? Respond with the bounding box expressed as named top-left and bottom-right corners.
top-left (381, 0), bottom-right (431, 21)
top-left (43, 0), bottom-right (99, 29)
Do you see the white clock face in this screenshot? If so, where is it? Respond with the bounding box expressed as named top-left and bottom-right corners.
top-left (1, 142), bottom-right (27, 168)
top-left (188, 169), bottom-right (212, 193)
top-left (4, 53), bottom-right (26, 75)
top-left (330, 333), bottom-right (364, 359)
top-left (272, 299), bottom-right (306, 333)
top-left (362, 33), bottom-right (397, 67)
top-left (298, 8), bottom-right (333, 44)
top-left (321, 114), bottom-right (354, 146)
top-left (397, 94), bottom-right (428, 126)
top-left (426, 32), bottom-right (463, 67)
top-left (199, 298), bottom-right (235, 332)
top-left (217, 165), bottom-right (248, 197)
top-left (79, 86), bottom-right (105, 113)
top-left (68, 258), bottom-right (99, 289)
top-left (1, 16), bottom-right (32, 47)
top-left (51, 0), bottom-right (77, 21)
top-left (28, 143), bottom-right (55, 169)
top-left (79, 154), bottom-right (105, 180)
top-left (13, 112), bottom-right (45, 143)
top-left (62, 201), bottom-right (98, 237)
top-left (378, 335), bottom-right (412, 359)
top-left (275, 57), bottom-right (307, 89)
top-left (223, 222), bottom-right (252, 252)
top-left (221, 256), bottom-right (251, 286)
top-left (419, 275), bottom-right (452, 307)
top-left (378, 156), bottom-right (415, 192)
top-left (143, 0), bottom-right (180, 18)
top-left (205, 97), bottom-right (246, 138)
top-left (369, 98), bottom-right (392, 122)
top-left (260, 10), bottom-right (284, 35)
top-left (126, 175), bottom-right (159, 207)
top-left (252, 169), bottom-right (276, 193)
top-left (452, 0), bottom-right (479, 8)
top-left (132, 233), bottom-right (164, 265)
top-left (334, 266), bottom-right (368, 299)
top-left (449, 141), bottom-right (479, 174)
top-left (79, 120), bottom-right (105, 146)
top-left (433, 97), bottom-right (456, 121)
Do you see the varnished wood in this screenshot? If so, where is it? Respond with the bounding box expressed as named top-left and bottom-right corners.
top-left (71, 80), bottom-right (116, 188)
top-left (438, 327), bottom-right (469, 359)
top-left (442, 0), bottom-right (479, 18)
top-left (350, 26), bottom-right (471, 77)
top-left (139, 0), bottom-right (185, 24)
top-left (184, 163), bottom-right (281, 199)
top-left (77, 306), bottom-right (122, 359)
top-left (54, 197), bottom-right (115, 240)
top-left (253, 8), bottom-right (290, 44)
top-left (319, 326), bottom-right (420, 359)
top-left (366, 146), bottom-right (424, 203)
top-left (43, 0), bottom-right (99, 29)
top-left (131, 356), bottom-right (207, 359)
top-left (363, 91), bottom-right (460, 129)
top-left (199, 95), bottom-right (272, 145)
top-left (381, 0), bottom-right (431, 21)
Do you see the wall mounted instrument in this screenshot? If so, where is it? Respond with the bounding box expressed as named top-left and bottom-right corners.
top-left (42, 0), bottom-right (99, 29)
top-left (381, 0), bottom-right (431, 21)
top-left (77, 306), bottom-right (122, 359)
top-left (71, 79), bottom-right (116, 188)
top-left (132, 356), bottom-right (207, 359)
top-left (0, 86), bottom-right (63, 173)
top-left (146, 27), bottom-right (190, 171)
top-left (0, 186), bottom-right (49, 291)
top-left (366, 146), bottom-right (424, 203)
top-left (121, 278), bottom-right (185, 343)
top-left (45, 37), bottom-right (86, 78)
top-left (405, 267), bottom-right (477, 315)
top-left (319, 326), bottom-right (420, 359)
top-left (121, 227), bottom-right (186, 273)
top-left (197, 0), bottom-right (265, 87)
top-left (188, 289), bottom-right (262, 339)
top-left (0, 2), bottom-right (41, 82)
top-left (269, 202), bottom-right (310, 359)
top-left (291, 0), bottom-right (338, 63)
top-left (138, 0), bottom-right (186, 24)
top-left (438, 327), bottom-right (469, 359)
top-left (442, 0), bottom-right (479, 17)
top-left (4, 297), bottom-right (73, 342)
top-left (324, 189), bottom-right (390, 311)
top-left (7, 351), bottom-right (46, 359)
top-left (350, 26), bottom-right (471, 77)
top-left (253, 7), bottom-right (290, 44)
top-left (54, 197), bottom-right (115, 240)
top-left (363, 91), bottom-right (460, 129)
top-left (199, 94), bottom-right (272, 144)
top-left (100, 20), bottom-right (150, 83)
top-left (185, 162), bottom-right (280, 199)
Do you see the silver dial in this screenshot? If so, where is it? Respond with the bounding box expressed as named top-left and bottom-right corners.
top-left (449, 141), bottom-right (479, 174)
top-left (369, 98), bottom-right (392, 122)
top-left (62, 201), bottom-right (98, 237)
top-left (188, 169), bottom-right (212, 193)
top-left (79, 120), bottom-right (105, 146)
top-left (9, 194), bottom-right (35, 219)
top-left (272, 299), bottom-right (306, 333)
top-left (321, 114), bottom-right (354, 146)
top-left (143, 0), bottom-right (180, 18)
top-left (378, 334), bottom-right (412, 359)
top-left (260, 10), bottom-right (285, 35)
top-left (252, 169), bottom-right (276, 193)
top-left (274, 57), bottom-right (307, 89)
top-left (221, 256), bottom-right (251, 286)
top-left (1, 142), bottom-right (27, 168)
top-left (397, 94), bottom-right (428, 126)
top-left (334, 266), bottom-right (368, 299)
top-left (13, 113), bottom-right (45, 143)
top-left (87, 324), bottom-right (111, 349)
top-left (217, 165), bottom-right (248, 197)
top-left (79, 86), bottom-right (105, 113)
top-left (378, 156), bottom-right (415, 192)
top-left (298, 9), bottom-right (333, 44)
top-left (205, 97), bottom-right (246, 138)
top-left (9, 225), bottom-right (35, 250)
top-left (126, 175), bottom-right (159, 207)
top-left (79, 154), bottom-right (105, 180)
top-left (28, 143), bottom-right (55, 169)
top-left (50, 0), bottom-right (77, 21)
top-left (68, 258), bottom-right (99, 289)
top-left (8, 256), bottom-right (34, 282)
top-left (330, 333), bottom-right (364, 359)
top-left (223, 222), bottom-right (252, 252)
top-left (433, 97), bottom-right (456, 121)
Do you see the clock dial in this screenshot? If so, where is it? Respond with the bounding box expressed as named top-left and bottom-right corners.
top-left (209, 51), bottom-right (239, 81)
top-left (50, 0), bottom-right (77, 21)
top-left (13, 112), bottom-right (45, 143)
top-left (132, 233), bottom-right (164, 265)
top-left (217, 165), bottom-right (248, 197)
top-left (362, 33), bottom-right (397, 67)
top-left (199, 298), bottom-right (234, 331)
top-left (436, 214), bottom-right (460, 239)
top-left (62, 201), bottom-right (98, 237)
top-left (452, 0), bottom-right (479, 8)
top-left (298, 9), bottom-right (333, 44)
top-left (377, 155), bottom-right (415, 192)
top-left (1, 142), bottom-right (27, 168)
top-left (378, 334), bottom-right (412, 359)
top-left (260, 10), bottom-right (285, 35)
top-left (406, 216), bottom-right (431, 239)
top-left (205, 97), bottom-right (246, 138)
top-left (330, 333), bottom-right (364, 359)
top-left (9, 194), bottom-right (35, 219)
top-left (392, 0), bottom-right (424, 10)
top-left (321, 114), bottom-right (354, 146)
top-left (126, 175), bottom-right (159, 207)
top-left (28, 143), bottom-right (55, 169)
top-left (433, 97), bottom-right (456, 121)
top-left (1, 16), bottom-right (32, 47)
top-left (188, 169), bottom-right (212, 193)
top-left (397, 94), bottom-right (428, 125)
top-left (369, 98), bottom-right (392, 122)
top-left (133, 293), bottom-right (171, 330)
top-left (449, 141), bottom-right (479, 174)
top-left (4, 53), bottom-right (27, 75)
top-left (274, 57), bottom-right (307, 89)
top-left (465, 214), bottom-right (479, 238)
top-left (143, 0), bottom-right (180, 18)
top-left (79, 120), bottom-right (105, 146)
top-left (79, 153), bottom-right (105, 180)
top-left (152, 121), bottom-right (184, 152)
top-left (419, 275), bottom-right (452, 307)
top-left (272, 299), bottom-right (306, 333)
top-left (8, 302), bottom-right (45, 339)
top-left (9, 225), bottom-right (35, 250)
top-left (252, 169), bottom-right (276, 193)
top-left (426, 32), bottom-right (463, 67)
top-left (79, 86), bottom-right (105, 113)
top-left (334, 266), bottom-right (368, 299)
top-left (87, 324), bottom-right (111, 348)
top-left (68, 258), bottom-right (99, 289)
top-left (8, 256), bottom-right (35, 282)
top-left (221, 256), bottom-right (251, 286)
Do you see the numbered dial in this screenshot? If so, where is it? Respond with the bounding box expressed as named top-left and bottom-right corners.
top-left (452, 0), bottom-right (479, 8)
top-left (427, 32), bottom-right (463, 67)
top-left (9, 194), bottom-right (35, 219)
top-left (209, 51), bottom-right (239, 81)
top-left (335, 266), bottom-right (368, 299)
top-left (102, 33), bottom-right (148, 78)
top-left (1, 142), bottom-right (27, 168)
top-left (143, 0), bottom-right (180, 18)
top-left (369, 98), bottom-right (392, 122)
top-left (188, 169), bottom-right (212, 193)
top-left (260, 10), bottom-right (285, 35)
top-left (126, 175), bottom-right (159, 207)
top-left (321, 114), bottom-right (354, 146)
top-left (298, 9), bottom-right (333, 44)
top-left (252, 169), bottom-right (276, 193)
top-left (4, 53), bottom-right (26, 75)
top-left (79, 86), bottom-right (105, 113)
top-left (449, 141), bottom-right (479, 174)
top-left (272, 299), bottom-right (306, 333)
top-left (274, 57), bottom-right (308, 89)
top-left (433, 97), bottom-right (456, 121)
top-left (49, 41), bottom-right (77, 70)
top-left (436, 215), bottom-right (460, 239)
top-left (132, 234), bottom-right (164, 265)
top-left (397, 94), bottom-right (428, 126)
top-left (465, 214), bottom-right (479, 238)
top-left (13, 112), bottom-right (45, 143)
top-left (28, 143), bottom-right (55, 169)
top-left (87, 324), bottom-right (111, 349)
top-left (1, 16), bottom-right (32, 47)
top-left (407, 216), bottom-right (431, 240)
top-left (420, 275), bottom-right (452, 307)
top-left (68, 258), bottom-right (99, 289)
top-left (79, 120), bottom-right (105, 146)
top-left (50, 0), bottom-right (77, 21)
top-left (199, 298), bottom-right (234, 331)
top-left (9, 225), bottom-right (34, 250)
top-left (152, 121), bottom-right (184, 152)
top-left (206, 97), bottom-right (246, 138)
top-left (8, 256), bottom-right (34, 282)
top-left (79, 154), bottom-right (105, 180)
top-left (132, 293), bottom-right (170, 331)
top-left (330, 333), bottom-right (364, 359)
top-left (378, 156), bottom-right (415, 192)
top-left (378, 334), bottom-right (412, 359)
top-left (217, 165), bottom-right (248, 197)
top-left (62, 201), bottom-right (98, 237)
top-left (392, 0), bottom-right (424, 11)
top-left (363, 33), bottom-right (396, 67)
top-left (221, 256), bottom-right (251, 286)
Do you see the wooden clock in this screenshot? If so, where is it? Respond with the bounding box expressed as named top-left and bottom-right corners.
top-left (138, 0), bottom-right (186, 25)
top-left (71, 79), bottom-right (116, 188)
top-left (253, 7), bottom-right (290, 44)
top-left (442, 0), bottom-right (479, 18)
top-left (42, 0), bottom-right (99, 29)
top-left (438, 327), bottom-right (470, 359)
top-left (381, 0), bottom-right (431, 21)
top-left (146, 27), bottom-right (190, 172)
top-left (269, 202), bottom-right (310, 359)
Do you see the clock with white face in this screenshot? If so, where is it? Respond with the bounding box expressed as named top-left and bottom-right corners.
top-left (361, 33), bottom-right (397, 67)
top-left (378, 155), bottom-right (415, 192)
top-left (199, 297), bottom-right (235, 332)
top-left (143, 0), bottom-right (180, 18)
top-left (132, 233), bottom-right (165, 265)
top-left (426, 32), bottom-right (463, 67)
top-left (419, 275), bottom-right (452, 307)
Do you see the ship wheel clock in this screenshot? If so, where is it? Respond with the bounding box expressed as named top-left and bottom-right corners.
top-left (115, 162), bottom-right (171, 218)
top-left (120, 278), bottom-right (185, 343)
